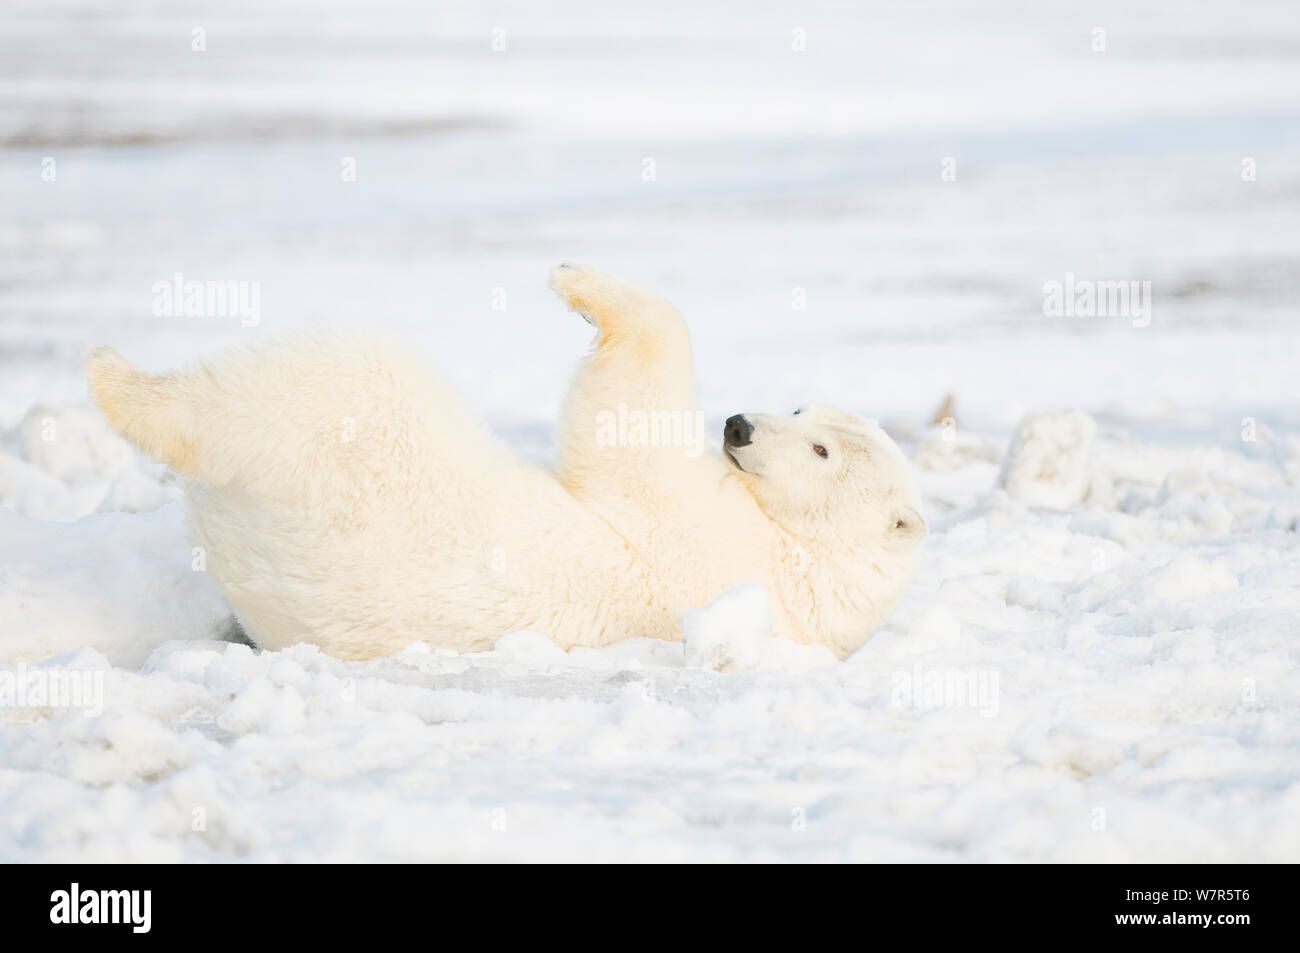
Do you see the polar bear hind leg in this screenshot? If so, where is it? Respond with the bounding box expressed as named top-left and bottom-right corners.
top-left (86, 346), bottom-right (206, 479)
top-left (85, 335), bottom-right (489, 518)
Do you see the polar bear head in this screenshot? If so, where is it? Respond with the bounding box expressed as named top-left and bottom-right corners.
top-left (723, 405), bottom-right (925, 543)
top-left (723, 404), bottom-right (926, 654)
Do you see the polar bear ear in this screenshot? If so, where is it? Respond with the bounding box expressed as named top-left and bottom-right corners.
top-left (887, 506), bottom-right (927, 546)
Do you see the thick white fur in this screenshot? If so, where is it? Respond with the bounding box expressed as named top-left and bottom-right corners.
top-left (86, 266), bottom-right (925, 660)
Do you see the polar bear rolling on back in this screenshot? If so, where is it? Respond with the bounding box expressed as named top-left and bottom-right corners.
top-left (87, 266), bottom-right (925, 661)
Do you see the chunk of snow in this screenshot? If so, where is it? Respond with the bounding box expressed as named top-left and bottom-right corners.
top-left (999, 410), bottom-right (1097, 508)
top-left (19, 405), bottom-right (136, 483)
top-left (681, 583), bottom-right (772, 672)
top-left (0, 505), bottom-right (232, 668)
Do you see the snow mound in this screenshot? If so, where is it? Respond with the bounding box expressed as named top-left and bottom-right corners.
top-left (999, 410), bottom-right (1098, 508)
top-left (682, 582), bottom-right (773, 672)
top-left (680, 583), bottom-right (836, 672)
top-left (2, 404), bottom-right (176, 521)
top-left (19, 405), bottom-right (136, 483)
top-left (0, 505), bottom-right (233, 668)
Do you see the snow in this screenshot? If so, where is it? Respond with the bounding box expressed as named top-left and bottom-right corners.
top-left (999, 410), bottom-right (1099, 508)
top-left (680, 583), bottom-right (772, 671)
top-left (2, 0), bottom-right (1299, 862)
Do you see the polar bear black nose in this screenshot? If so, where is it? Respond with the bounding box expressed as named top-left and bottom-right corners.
top-left (724, 414), bottom-right (753, 448)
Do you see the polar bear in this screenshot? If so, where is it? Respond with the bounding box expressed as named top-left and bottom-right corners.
top-left (86, 266), bottom-right (925, 660)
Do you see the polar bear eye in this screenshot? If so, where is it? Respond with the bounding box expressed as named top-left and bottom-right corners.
top-left (812, 444), bottom-right (828, 458)
top-left (793, 408), bottom-right (802, 415)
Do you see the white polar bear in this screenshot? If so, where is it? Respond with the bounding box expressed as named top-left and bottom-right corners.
top-left (86, 266), bottom-right (926, 660)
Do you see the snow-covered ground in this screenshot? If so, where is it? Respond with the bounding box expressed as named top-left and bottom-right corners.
top-left (2, 0), bottom-right (1298, 861)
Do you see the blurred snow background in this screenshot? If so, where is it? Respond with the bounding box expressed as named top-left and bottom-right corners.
top-left (1, 0), bottom-right (1298, 861)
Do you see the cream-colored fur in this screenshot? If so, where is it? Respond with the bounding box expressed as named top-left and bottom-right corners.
top-left (86, 266), bottom-right (925, 660)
